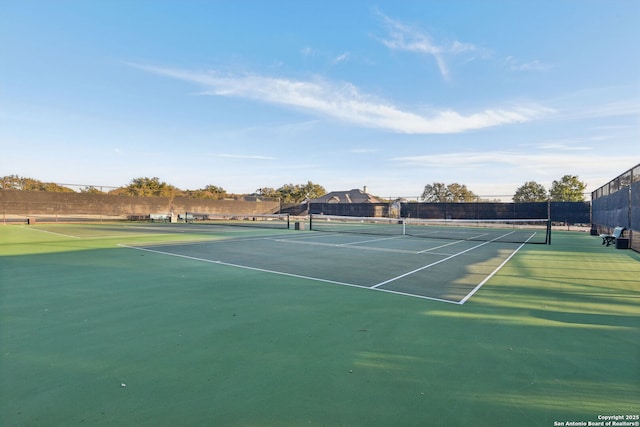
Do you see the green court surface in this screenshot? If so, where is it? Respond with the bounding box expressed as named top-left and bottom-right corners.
top-left (1, 223), bottom-right (638, 426)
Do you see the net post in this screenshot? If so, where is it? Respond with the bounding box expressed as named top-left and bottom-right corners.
top-left (402, 218), bottom-right (406, 236)
top-left (286, 213), bottom-right (290, 229)
top-left (309, 214), bottom-right (313, 231)
top-left (546, 199), bottom-right (551, 245)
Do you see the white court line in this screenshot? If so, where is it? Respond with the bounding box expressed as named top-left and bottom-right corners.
top-left (274, 231), bottom-right (352, 241)
top-left (118, 244), bottom-right (368, 289)
top-left (21, 224), bottom-right (191, 240)
top-left (120, 228), bottom-right (304, 248)
top-left (119, 229), bottom-right (530, 305)
top-left (371, 230), bottom-right (519, 291)
top-left (339, 235), bottom-right (405, 246)
top-left (410, 229), bottom-right (490, 241)
top-left (277, 233), bottom-right (460, 255)
top-left (118, 243), bottom-right (462, 304)
top-left (272, 238), bottom-right (419, 254)
top-left (29, 229), bottom-right (180, 240)
top-left (127, 232), bottom-right (303, 249)
top-left (458, 234), bottom-right (535, 305)
top-left (417, 239), bottom-right (467, 254)
top-left (373, 288), bottom-right (462, 305)
top-left (122, 226), bottom-right (187, 233)
top-left (20, 226), bottom-right (82, 239)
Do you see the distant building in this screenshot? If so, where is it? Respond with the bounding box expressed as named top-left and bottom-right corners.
top-left (308, 188), bottom-right (382, 204)
top-left (307, 188), bottom-right (387, 217)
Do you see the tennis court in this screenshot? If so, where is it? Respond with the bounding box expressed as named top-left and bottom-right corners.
top-left (119, 223), bottom-right (536, 304)
top-left (1, 221), bottom-right (639, 426)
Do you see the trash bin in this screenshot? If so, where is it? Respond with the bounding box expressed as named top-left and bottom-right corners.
top-left (27, 218), bottom-right (36, 225)
top-left (615, 238), bottom-right (629, 249)
top-left (295, 222), bottom-right (305, 230)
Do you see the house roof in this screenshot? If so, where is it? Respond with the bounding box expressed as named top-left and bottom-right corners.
top-left (309, 188), bottom-right (382, 204)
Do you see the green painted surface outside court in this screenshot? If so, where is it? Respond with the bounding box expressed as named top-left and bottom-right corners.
top-left (1, 223), bottom-right (638, 426)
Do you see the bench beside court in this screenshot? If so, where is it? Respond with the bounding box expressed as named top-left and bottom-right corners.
top-left (600, 226), bottom-right (626, 247)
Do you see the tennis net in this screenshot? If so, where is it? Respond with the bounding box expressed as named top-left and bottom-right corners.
top-left (185, 212), bottom-right (290, 229)
top-left (309, 214), bottom-right (550, 244)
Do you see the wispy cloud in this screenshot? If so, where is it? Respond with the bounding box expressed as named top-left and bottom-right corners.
top-left (390, 150), bottom-right (635, 194)
top-left (215, 153), bottom-right (276, 160)
top-left (505, 56), bottom-right (553, 72)
top-left (560, 99), bottom-right (640, 121)
top-left (392, 151), bottom-right (631, 179)
top-left (514, 136), bottom-right (601, 152)
top-left (332, 52), bottom-right (350, 64)
top-left (534, 142), bottom-right (592, 151)
top-left (133, 64), bottom-right (551, 134)
top-left (350, 148), bottom-right (378, 154)
top-left (301, 46), bottom-right (314, 56)
top-left (375, 12), bottom-right (479, 81)
top-left (301, 46), bottom-right (350, 65)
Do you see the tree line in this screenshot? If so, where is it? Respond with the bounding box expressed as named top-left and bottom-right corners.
top-left (421, 175), bottom-right (587, 202)
top-left (1, 174), bottom-right (587, 203)
top-left (0, 175), bottom-right (326, 203)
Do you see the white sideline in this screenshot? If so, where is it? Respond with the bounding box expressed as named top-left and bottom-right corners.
top-left (458, 234), bottom-right (535, 304)
top-left (118, 244), bottom-right (367, 289)
top-left (20, 226), bottom-right (82, 239)
top-left (370, 239), bottom-right (497, 289)
top-left (370, 230), bottom-right (528, 305)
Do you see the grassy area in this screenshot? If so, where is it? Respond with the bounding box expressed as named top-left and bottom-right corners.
top-left (1, 224), bottom-right (638, 426)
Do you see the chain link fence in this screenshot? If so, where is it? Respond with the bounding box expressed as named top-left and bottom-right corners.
top-left (591, 163), bottom-right (640, 252)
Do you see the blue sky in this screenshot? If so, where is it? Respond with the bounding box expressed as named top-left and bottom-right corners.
top-left (1, 0), bottom-right (638, 199)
